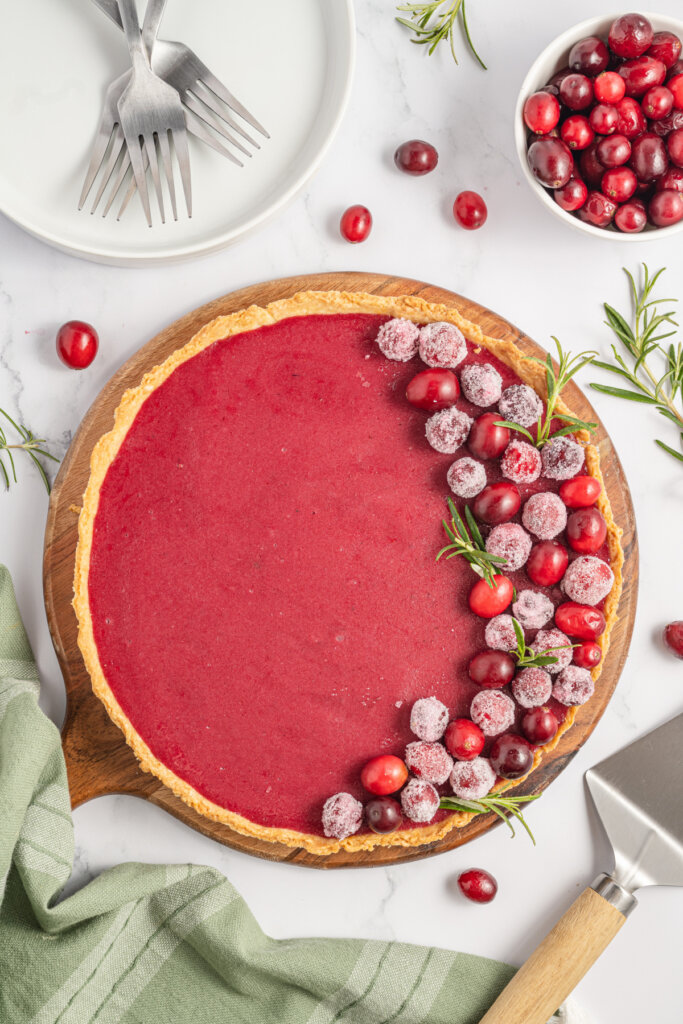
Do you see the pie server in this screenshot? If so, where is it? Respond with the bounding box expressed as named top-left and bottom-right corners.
top-left (479, 711), bottom-right (683, 1024)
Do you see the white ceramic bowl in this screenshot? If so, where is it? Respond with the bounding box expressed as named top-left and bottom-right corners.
top-left (514, 12), bottom-right (683, 240)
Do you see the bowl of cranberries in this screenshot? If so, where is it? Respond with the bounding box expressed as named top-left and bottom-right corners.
top-left (515, 13), bottom-right (683, 237)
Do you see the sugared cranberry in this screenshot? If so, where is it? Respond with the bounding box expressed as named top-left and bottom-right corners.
top-left (649, 31), bottom-right (682, 69)
top-left (594, 71), bottom-right (626, 104)
top-left (569, 36), bottom-right (609, 77)
top-left (555, 176), bottom-right (588, 211)
top-left (561, 115), bottom-right (594, 150)
top-left (527, 540), bottom-right (569, 587)
top-left (559, 474), bottom-right (602, 508)
top-left (560, 74), bottom-right (593, 111)
top-left (597, 133), bottom-right (631, 167)
top-left (468, 575), bottom-right (514, 619)
top-left (667, 128), bottom-right (683, 167)
top-left (366, 797), bottom-right (403, 834)
top-left (360, 754), bottom-right (408, 795)
top-left (485, 522), bottom-right (532, 572)
top-left (512, 589), bottom-right (553, 630)
top-left (453, 191), bottom-right (488, 230)
top-left (489, 733), bottom-right (534, 779)
top-left (377, 318), bottom-right (419, 361)
top-left (532, 628), bottom-right (573, 675)
top-left (630, 133), bottom-right (669, 181)
top-left (522, 706), bottom-right (560, 746)
top-left (542, 436), bottom-right (585, 479)
top-left (669, 73), bottom-right (683, 109)
top-left (657, 166), bottom-right (683, 191)
top-left (589, 103), bottom-right (619, 135)
top-left (578, 191), bottom-right (617, 227)
top-left (425, 407), bottom-right (473, 453)
top-left (563, 555), bottom-right (615, 606)
top-left (663, 620), bottom-right (683, 659)
top-left (615, 200), bottom-right (648, 232)
top-left (447, 458), bottom-right (487, 499)
top-left (615, 96), bottom-right (647, 137)
top-left (574, 640), bottom-right (602, 669)
top-left (500, 439), bottom-right (541, 484)
top-left (394, 139), bottom-right (438, 175)
top-left (56, 320), bottom-right (99, 369)
top-left (405, 741), bottom-right (453, 785)
top-left (460, 363), bottom-right (503, 407)
top-left (566, 507), bottom-right (608, 553)
top-left (528, 138), bottom-right (574, 188)
top-left (524, 91), bottom-right (561, 134)
top-left (522, 491), bottom-right (567, 540)
top-left (512, 666), bottom-right (553, 708)
top-left (649, 189), bottom-right (683, 226)
top-left (643, 85), bottom-right (674, 119)
top-left (401, 778), bottom-right (440, 823)
top-left (470, 691), bottom-right (515, 737)
top-left (322, 792), bottom-right (363, 839)
top-left (553, 665), bottom-right (595, 706)
top-left (602, 166), bottom-right (637, 201)
top-left (419, 322), bottom-right (467, 368)
top-left (468, 413), bottom-right (510, 459)
top-left (468, 650), bottom-right (516, 688)
top-left (340, 205), bottom-right (372, 243)
top-left (472, 481), bottom-right (521, 525)
top-left (618, 56), bottom-right (666, 98)
top-left (406, 368), bottom-right (459, 410)
top-left (410, 696), bottom-right (449, 742)
top-left (445, 718), bottom-right (485, 761)
top-left (485, 614), bottom-right (517, 652)
top-left (499, 384), bottom-right (543, 427)
top-left (555, 601), bottom-right (606, 640)
top-left (609, 14), bottom-right (653, 59)
top-left (458, 868), bottom-right (498, 904)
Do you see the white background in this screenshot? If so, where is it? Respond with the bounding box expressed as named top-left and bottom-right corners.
top-left (1, 2), bottom-right (683, 1021)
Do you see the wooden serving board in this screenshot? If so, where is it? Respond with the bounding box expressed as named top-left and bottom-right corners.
top-left (43, 272), bottom-right (638, 868)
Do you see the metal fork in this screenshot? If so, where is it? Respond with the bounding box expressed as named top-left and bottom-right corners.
top-left (116, 0), bottom-right (191, 225)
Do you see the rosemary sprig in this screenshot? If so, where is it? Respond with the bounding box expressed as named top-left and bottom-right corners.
top-left (396, 0), bottom-right (486, 69)
top-left (509, 617), bottom-right (573, 668)
top-left (590, 264), bottom-right (683, 465)
top-left (436, 498), bottom-right (507, 587)
top-left (440, 789), bottom-right (540, 843)
top-left (0, 408), bottom-right (59, 493)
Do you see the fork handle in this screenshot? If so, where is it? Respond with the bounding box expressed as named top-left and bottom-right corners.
top-left (117, 0), bottom-right (148, 67)
top-left (90, 0), bottom-right (166, 59)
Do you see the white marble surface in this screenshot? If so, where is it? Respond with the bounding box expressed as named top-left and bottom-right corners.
top-left (1, 1), bottom-right (683, 1021)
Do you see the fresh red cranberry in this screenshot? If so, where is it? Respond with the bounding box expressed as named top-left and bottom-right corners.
top-left (649, 31), bottom-right (682, 69)
top-left (527, 138), bottom-right (574, 188)
top-left (657, 166), bottom-right (683, 191)
top-left (527, 540), bottom-right (569, 587)
top-left (663, 620), bottom-right (683, 659)
top-left (554, 176), bottom-right (588, 211)
top-left (579, 143), bottom-right (607, 188)
top-left (458, 868), bottom-right (498, 904)
top-left (569, 36), bottom-right (609, 77)
top-left (56, 320), bottom-right (99, 369)
top-left (596, 133), bottom-right (631, 167)
top-left (468, 575), bottom-right (514, 618)
top-left (445, 718), bottom-right (485, 761)
top-left (578, 191), bottom-right (617, 227)
top-left (589, 103), bottom-right (619, 135)
top-left (574, 640), bottom-right (602, 669)
top-left (340, 205), bottom-right (372, 243)
top-left (489, 733), bottom-right (534, 779)
top-left (559, 475), bottom-right (602, 507)
top-left (668, 61), bottom-right (683, 80)
top-left (561, 115), bottom-right (594, 150)
top-left (642, 85), bottom-right (674, 119)
top-left (555, 601), bottom-right (606, 640)
top-left (602, 166), bottom-right (637, 201)
top-left (667, 128), bottom-right (683, 167)
top-left (594, 71), bottom-right (626, 104)
top-left (453, 191), bottom-right (488, 230)
top-left (609, 14), bottom-right (654, 59)
top-left (406, 368), bottom-right (459, 410)
top-left (524, 92), bottom-right (561, 134)
top-left (472, 482), bottom-right (521, 525)
top-left (560, 73), bottom-right (593, 110)
top-left (468, 413), bottom-right (510, 459)
top-left (649, 110), bottom-right (683, 135)
top-left (522, 706), bottom-right (559, 746)
top-left (650, 189), bottom-right (683, 226)
top-left (394, 139), bottom-right (439, 175)
top-left (630, 133), bottom-right (669, 180)
top-left (366, 796), bottom-right (403, 834)
top-left (567, 507), bottom-right (608, 553)
top-left (618, 56), bottom-right (666, 98)
top-left (615, 96), bottom-right (647, 137)
top-left (615, 200), bottom-right (648, 232)
top-left (548, 66), bottom-right (572, 89)
top-left (669, 73), bottom-right (683, 109)
top-left (360, 755), bottom-right (408, 795)
top-left (468, 650), bottom-right (516, 689)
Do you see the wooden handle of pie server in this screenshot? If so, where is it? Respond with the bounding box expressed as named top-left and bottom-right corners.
top-left (478, 886), bottom-right (628, 1024)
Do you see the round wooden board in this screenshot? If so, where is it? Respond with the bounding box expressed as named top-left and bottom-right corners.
top-left (43, 272), bottom-right (638, 868)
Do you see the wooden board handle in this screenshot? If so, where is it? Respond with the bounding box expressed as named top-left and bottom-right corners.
top-left (479, 887), bottom-right (627, 1024)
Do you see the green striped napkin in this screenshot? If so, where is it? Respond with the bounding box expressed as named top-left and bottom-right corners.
top-left (0, 564), bottom-right (573, 1024)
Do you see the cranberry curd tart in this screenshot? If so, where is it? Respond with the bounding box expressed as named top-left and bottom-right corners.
top-left (73, 291), bottom-right (623, 854)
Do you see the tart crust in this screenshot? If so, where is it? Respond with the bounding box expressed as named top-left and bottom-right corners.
top-left (74, 291), bottom-right (624, 855)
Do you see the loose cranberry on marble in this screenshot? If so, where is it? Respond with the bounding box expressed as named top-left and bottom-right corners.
top-left (453, 191), bottom-right (487, 230)
top-left (489, 733), bottom-right (534, 779)
top-left (615, 96), bottom-right (647, 137)
top-left (618, 56), bottom-right (666, 98)
top-left (589, 103), bottom-right (619, 135)
top-left (649, 31), bottom-right (682, 69)
top-left (468, 650), bottom-right (516, 689)
top-left (472, 482), bottom-right (521, 525)
top-left (596, 133), bottom-right (631, 167)
top-left (468, 413), bottom-right (510, 459)
top-left (445, 718), bottom-right (486, 761)
top-left (602, 166), bottom-right (637, 201)
top-left (555, 601), bottom-right (606, 641)
top-left (609, 13), bottom-right (654, 59)
top-left (457, 868), bottom-right (498, 904)
top-left (524, 92), bottom-right (561, 134)
top-left (522, 706), bottom-right (560, 746)
top-left (594, 71), bottom-right (626, 104)
top-left (630, 132), bottom-right (669, 180)
top-left (561, 115), bottom-right (594, 150)
top-left (615, 200), bottom-right (648, 232)
top-left (573, 640), bottom-right (603, 669)
top-left (366, 797), bottom-right (403, 834)
top-left (56, 320), bottom-right (99, 369)
top-left (406, 368), bottom-right (459, 410)
top-left (340, 205), bottom-right (372, 243)
top-left (468, 575), bottom-right (514, 618)
top-left (642, 85), bottom-right (674, 119)
top-left (560, 74), bottom-right (593, 111)
top-left (528, 138), bottom-right (574, 188)
top-left (360, 755), bottom-right (408, 795)
top-left (649, 189), bottom-right (683, 226)
top-left (394, 139), bottom-right (439, 175)
top-left (566, 507), bottom-right (608, 553)
top-left (559, 474), bottom-right (602, 508)
top-left (569, 36), bottom-right (609, 77)
top-left (579, 191), bottom-right (617, 227)
top-left (663, 620), bottom-right (683, 659)
top-left (554, 176), bottom-right (588, 211)
top-left (526, 540), bottom-right (569, 587)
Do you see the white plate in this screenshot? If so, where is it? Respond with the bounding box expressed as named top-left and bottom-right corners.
top-left (0, 0), bottom-right (355, 265)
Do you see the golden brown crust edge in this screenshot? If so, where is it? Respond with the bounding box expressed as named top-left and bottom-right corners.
top-left (73, 290), bottom-right (623, 856)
